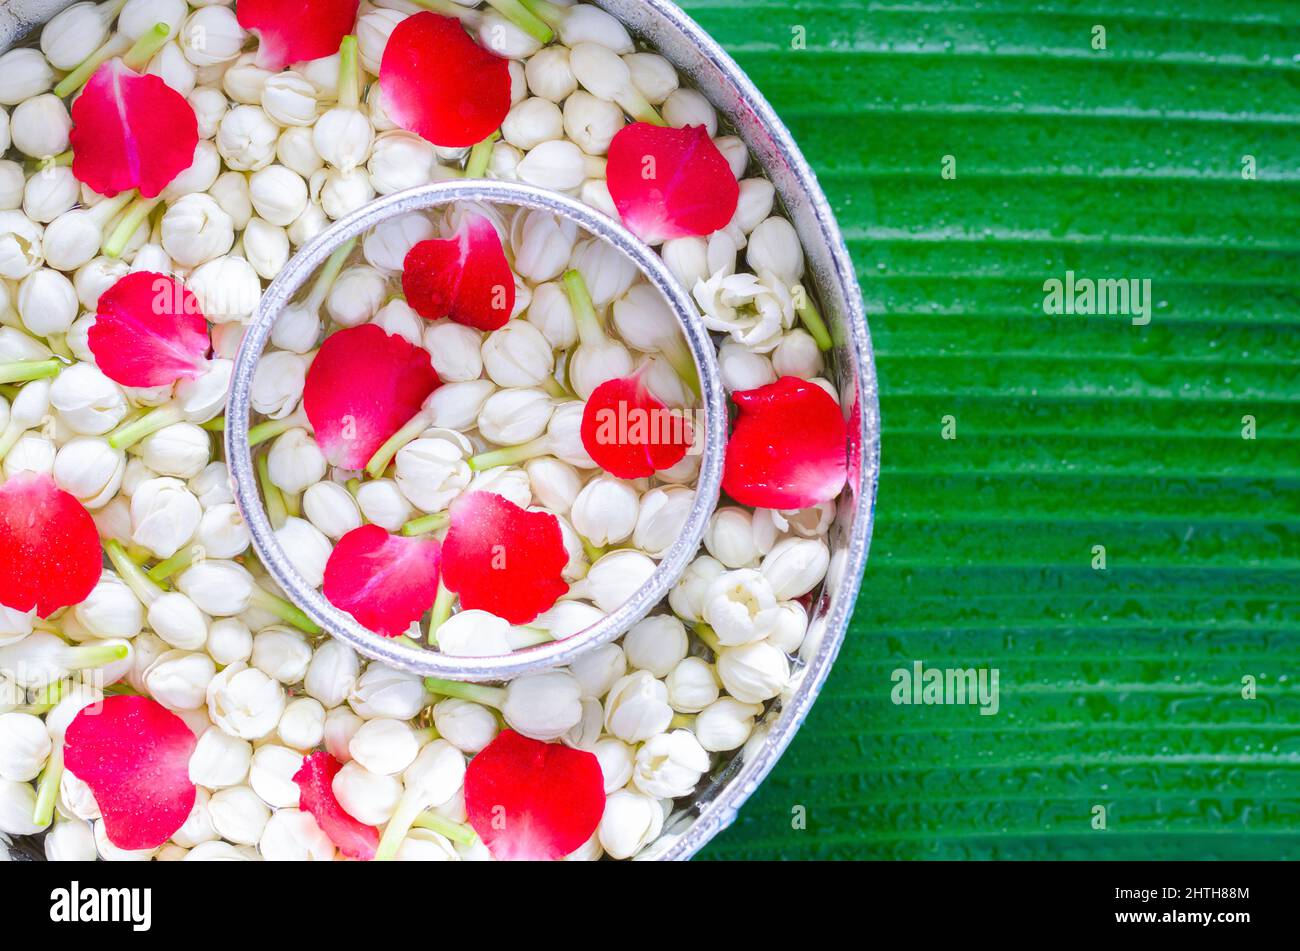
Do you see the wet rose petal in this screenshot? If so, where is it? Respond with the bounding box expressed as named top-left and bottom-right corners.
top-left (581, 372), bottom-right (692, 479)
top-left (294, 751), bottom-right (379, 860)
top-left (402, 214), bottom-right (515, 331)
top-left (723, 376), bottom-right (848, 509)
top-left (303, 324), bottom-right (441, 470)
top-left (0, 473), bottom-right (103, 617)
top-left (237, 0), bottom-right (361, 70)
top-left (441, 492), bottom-right (568, 624)
top-left (70, 59), bottom-right (200, 199)
top-left (90, 272), bottom-right (211, 388)
top-left (465, 730), bottom-right (605, 861)
top-left (63, 696), bottom-right (198, 851)
top-left (323, 525), bottom-right (442, 638)
top-left (606, 123), bottom-right (739, 244)
top-left (380, 12), bottom-right (511, 148)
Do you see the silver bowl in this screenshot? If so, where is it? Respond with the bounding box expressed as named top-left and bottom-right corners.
top-left (226, 181), bottom-right (728, 682)
top-left (0, 0), bottom-right (879, 861)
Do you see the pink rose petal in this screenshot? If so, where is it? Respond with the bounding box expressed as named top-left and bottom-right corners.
top-left (322, 525), bottom-right (442, 638)
top-left (90, 271), bottom-right (211, 388)
top-left (402, 214), bottom-right (515, 331)
top-left (581, 371), bottom-right (692, 479)
top-left (236, 0), bottom-right (361, 71)
top-left (0, 473), bottom-right (102, 617)
top-left (294, 751), bottom-right (379, 860)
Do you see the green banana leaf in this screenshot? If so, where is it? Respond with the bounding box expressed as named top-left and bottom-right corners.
top-left (685, 0), bottom-right (1300, 860)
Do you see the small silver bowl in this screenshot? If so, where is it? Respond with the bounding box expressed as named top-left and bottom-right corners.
top-left (225, 180), bottom-right (727, 682)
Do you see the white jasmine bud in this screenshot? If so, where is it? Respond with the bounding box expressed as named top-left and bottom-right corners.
top-left (571, 238), bottom-right (637, 308)
top-left (703, 568), bottom-right (779, 646)
top-left (208, 785), bottom-right (269, 846)
top-left (502, 97), bottom-right (563, 151)
top-left (288, 200), bottom-right (329, 247)
top-left (4, 433), bottom-right (55, 479)
top-left (206, 171), bottom-right (253, 232)
top-left (349, 663), bottom-right (431, 720)
top-left (355, 478), bottom-right (414, 532)
top-left (268, 428), bottom-right (327, 495)
top-left (250, 351), bottom-right (307, 421)
top-left (161, 194), bottom-right (235, 267)
top-left (45, 818), bottom-right (98, 861)
top-left (189, 85), bottom-right (228, 139)
top-left (73, 572), bottom-right (143, 640)
top-left (426, 379), bottom-right (495, 432)
top-left (11, 94), bottom-right (70, 159)
top-left (249, 745), bottom-right (305, 810)
top-left (349, 718), bottom-right (419, 776)
top-left (302, 480), bottom-right (362, 540)
top-left (669, 555), bottom-right (725, 622)
top-left (761, 536), bottom-right (830, 600)
top-left (207, 617), bottom-right (253, 667)
top-left (598, 788), bottom-right (662, 860)
top-left (41, 2), bottom-right (113, 70)
top-left (524, 456), bottom-right (581, 515)
top-left (632, 486), bottom-right (695, 559)
top-left (665, 655), bottom-right (719, 712)
top-left (323, 706), bottom-right (361, 762)
top-left (525, 281), bottom-right (577, 350)
top-left (188, 255), bottom-right (261, 324)
top-left (558, 638), bottom-right (622, 699)
top-left (481, 320), bottom-right (554, 388)
top-left (695, 697), bottom-right (763, 752)
top-left (217, 105), bottom-right (280, 171)
top-left (182, 841), bottom-right (252, 861)
top-left (364, 212), bottom-right (435, 275)
top-left (304, 638), bottom-right (359, 709)
top-left (273, 516), bottom-right (332, 590)
top-left (180, 5), bottom-right (246, 66)
top-left (476, 10), bottom-right (542, 59)
top-left (746, 216), bottom-right (804, 285)
top-left (139, 423), bottom-right (211, 480)
top-left (0, 777), bottom-right (46, 835)
top-left (16, 270), bottom-right (73, 338)
top-left (58, 768), bottom-right (100, 822)
top-left (502, 670), bottom-right (584, 742)
top-left (161, 140), bottom-right (222, 202)
top-left (570, 476), bottom-right (638, 547)
top-left (170, 788), bottom-right (218, 848)
top-left (248, 165), bottom-right (309, 228)
top-left (589, 737), bottom-right (632, 794)
top-left (0, 161), bottom-right (22, 210)
top-left (718, 338), bottom-right (777, 394)
top-left (188, 726), bottom-right (252, 788)
top-left (0, 49), bottom-right (53, 106)
top-left (73, 256), bottom-right (129, 310)
top-left (604, 670), bottom-right (672, 743)
top-left (568, 337), bottom-right (632, 401)
top-left (190, 462), bottom-right (234, 513)
top-left (23, 167), bottom-right (80, 223)
top-left (207, 662), bottom-right (286, 740)
top-left (0, 711), bottom-right (51, 782)
top-left (242, 217), bottom-right (290, 281)
top-left (513, 209), bottom-right (578, 283)
top-left (146, 41), bottom-right (197, 97)
top-left (524, 46), bottom-right (576, 102)
top-left (278, 696), bottom-right (327, 751)
top-left (663, 87), bottom-right (718, 135)
top-left (365, 131), bottom-right (433, 195)
top-left (53, 437), bottom-right (125, 509)
top-left (325, 265), bottom-right (386, 327)
top-left (131, 477), bottom-right (202, 559)
top-left (144, 648), bottom-right (214, 710)
top-left (516, 139), bottom-right (585, 191)
top-left (704, 506), bottom-right (762, 568)
top-left (318, 166), bottom-right (376, 219)
top-left (333, 761), bottom-right (401, 825)
top-left (422, 319), bottom-right (482, 382)
top-left (577, 549), bottom-right (656, 614)
top-left (432, 699), bottom-right (498, 754)
top-left (557, 4), bottom-right (633, 51)
top-left (260, 806), bottom-right (335, 860)
top-left (716, 640), bottom-right (789, 704)
top-left (372, 298), bottom-right (423, 346)
top-left (148, 592), bottom-right (208, 651)
top-left (623, 615), bottom-right (688, 678)
top-left (632, 729), bottom-right (709, 799)
top-left (252, 626), bottom-right (312, 685)
top-left (435, 609), bottom-right (511, 658)
top-left (0, 211), bottom-right (45, 278)
top-left (261, 71), bottom-right (319, 127)
top-left (624, 52), bottom-right (677, 104)
top-left (395, 436), bottom-right (472, 513)
top-left (119, 0), bottom-right (187, 40)
top-left (478, 387), bottom-right (554, 448)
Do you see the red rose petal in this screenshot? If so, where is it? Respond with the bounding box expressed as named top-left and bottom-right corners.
top-left (322, 525), bottom-right (442, 638)
top-left (580, 372), bottom-right (692, 479)
top-left (465, 730), bottom-right (605, 861)
top-left (0, 473), bottom-right (102, 618)
top-left (723, 376), bottom-right (848, 509)
top-left (90, 271), bottom-right (211, 388)
top-left (63, 696), bottom-right (197, 851)
top-left (402, 214), bottom-right (515, 331)
top-left (237, 0), bottom-right (360, 70)
top-left (380, 12), bottom-right (511, 148)
top-left (294, 751), bottom-right (379, 860)
top-left (606, 123), bottom-right (740, 244)
top-left (441, 492), bottom-right (568, 624)
top-left (70, 59), bottom-right (200, 199)
top-left (303, 324), bottom-right (441, 470)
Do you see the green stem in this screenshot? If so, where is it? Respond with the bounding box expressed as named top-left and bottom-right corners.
top-left (424, 679), bottom-right (506, 708)
top-left (0, 359), bottom-right (60, 385)
top-left (411, 0), bottom-right (479, 19)
top-left (147, 548), bottom-right (196, 584)
top-left (107, 404), bottom-right (181, 450)
top-left (248, 409), bottom-right (308, 447)
top-left (104, 540), bottom-right (164, 606)
top-left (283, 490), bottom-right (301, 518)
top-left (661, 336), bottom-right (701, 396)
top-left (518, 0), bottom-right (565, 28)
top-left (412, 811), bottom-right (477, 846)
top-left (122, 22), bottom-right (171, 72)
top-left (795, 287), bottom-right (834, 352)
top-left (45, 335), bottom-right (72, 360)
top-left (35, 151), bottom-right (75, 175)
top-left (426, 579), bottom-right (455, 644)
top-left (618, 89), bottom-right (667, 127)
top-left (467, 435), bottom-right (548, 472)
top-left (483, 0), bottom-right (554, 43)
top-left (53, 32), bottom-right (131, 99)
top-left (669, 712), bottom-right (696, 730)
top-left (305, 238), bottom-right (358, 311)
top-left (257, 454), bottom-right (289, 529)
top-left (64, 641), bottom-right (131, 670)
top-left (200, 416), bottom-right (226, 432)
top-left (541, 375), bottom-right (571, 400)
top-left (464, 130), bottom-right (501, 179)
top-left (508, 626), bottom-right (553, 650)
top-left (694, 622), bottom-right (722, 653)
top-left (563, 269), bottom-right (605, 348)
top-left (32, 745), bottom-right (63, 827)
top-left (337, 36), bottom-right (360, 110)
top-left (401, 512), bottom-right (450, 537)
top-left (364, 411), bottom-right (429, 479)
top-left (373, 790), bottom-right (426, 861)
top-left (249, 586), bottom-right (321, 636)
top-left (102, 195), bottom-right (159, 259)
top-left (0, 423), bottom-right (23, 462)
top-left (581, 538), bottom-right (606, 564)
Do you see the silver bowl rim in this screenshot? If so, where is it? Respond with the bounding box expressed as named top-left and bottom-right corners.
top-left (226, 180), bottom-right (728, 682)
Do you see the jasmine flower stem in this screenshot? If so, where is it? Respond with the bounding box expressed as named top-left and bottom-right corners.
top-left (794, 286), bottom-right (834, 351)
top-left (257, 454), bottom-right (289, 528)
top-left (103, 194), bottom-right (160, 258)
top-left (249, 585), bottom-right (321, 635)
top-left (108, 404), bottom-right (182, 450)
top-left (426, 579), bottom-right (455, 644)
top-left (200, 416), bottom-right (226, 432)
top-left (122, 22), bottom-right (171, 71)
top-left (0, 359), bottom-right (61, 385)
top-left (412, 811), bottom-right (477, 845)
top-left (563, 269), bottom-right (605, 348)
top-left (364, 411), bottom-right (430, 479)
top-left (147, 548), bottom-right (196, 584)
top-left (424, 678), bottom-right (506, 708)
top-left (53, 31), bottom-right (131, 99)
top-left (464, 130), bottom-right (501, 179)
top-left (694, 622), bottom-right (722, 653)
top-left (401, 511), bottom-right (450, 537)
top-left (337, 36), bottom-right (361, 110)
top-left (104, 539), bottom-right (164, 606)
top-left (483, 0), bottom-right (554, 43)
top-left (32, 745), bottom-right (63, 827)
top-left (518, 0), bottom-right (565, 28)
top-left (411, 0), bottom-right (478, 20)
top-left (467, 435), bottom-right (548, 472)
top-left (306, 239), bottom-right (358, 311)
